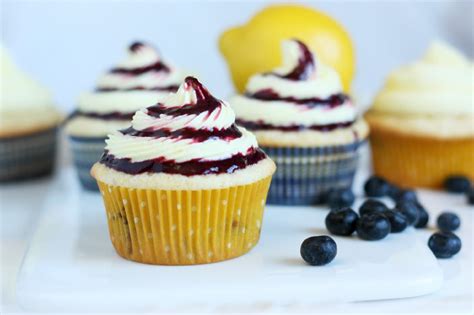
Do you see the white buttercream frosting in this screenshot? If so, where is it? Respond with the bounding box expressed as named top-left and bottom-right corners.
top-left (0, 46), bottom-right (60, 134)
top-left (230, 40), bottom-right (357, 128)
top-left (372, 41), bottom-right (474, 116)
top-left (67, 42), bottom-right (190, 137)
top-left (105, 77), bottom-right (260, 164)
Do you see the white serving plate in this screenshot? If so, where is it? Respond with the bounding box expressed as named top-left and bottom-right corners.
top-left (16, 168), bottom-right (443, 312)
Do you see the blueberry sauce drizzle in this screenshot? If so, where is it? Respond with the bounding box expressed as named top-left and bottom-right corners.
top-left (236, 119), bottom-right (355, 132)
top-left (147, 77), bottom-right (224, 118)
top-left (267, 39), bottom-right (315, 81)
top-left (68, 110), bottom-right (134, 121)
top-left (100, 148), bottom-right (266, 176)
top-left (96, 85), bottom-right (179, 92)
top-left (246, 88), bottom-right (349, 109)
top-left (109, 42), bottom-right (170, 75)
top-left (120, 125), bottom-right (242, 143)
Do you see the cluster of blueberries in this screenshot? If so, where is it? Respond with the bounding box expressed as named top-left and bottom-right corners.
top-left (300, 175), bottom-right (471, 266)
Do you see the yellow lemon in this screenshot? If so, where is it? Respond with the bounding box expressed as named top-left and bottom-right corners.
top-left (219, 4), bottom-right (355, 92)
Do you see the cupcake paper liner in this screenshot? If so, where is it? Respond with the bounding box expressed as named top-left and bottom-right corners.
top-left (262, 141), bottom-right (364, 205)
top-left (68, 136), bottom-right (106, 191)
top-left (0, 128), bottom-right (57, 182)
top-left (370, 130), bottom-right (474, 189)
top-left (97, 175), bottom-right (273, 265)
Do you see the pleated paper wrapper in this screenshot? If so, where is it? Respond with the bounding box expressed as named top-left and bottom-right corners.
top-left (97, 175), bottom-right (272, 265)
top-left (370, 129), bottom-right (474, 189)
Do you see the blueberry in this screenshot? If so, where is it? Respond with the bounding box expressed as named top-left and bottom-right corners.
top-left (387, 184), bottom-right (401, 200)
top-left (364, 176), bottom-right (390, 197)
top-left (428, 232), bottom-right (462, 258)
top-left (359, 199), bottom-right (388, 216)
top-left (393, 189), bottom-right (418, 203)
top-left (395, 201), bottom-right (419, 226)
top-left (467, 188), bottom-right (474, 205)
top-left (382, 209), bottom-right (408, 233)
top-left (300, 236), bottom-right (337, 266)
top-left (356, 213), bottom-right (391, 241)
top-left (414, 202), bottom-right (429, 229)
top-left (326, 188), bottom-right (355, 210)
top-left (437, 212), bottom-right (461, 232)
top-left (444, 175), bottom-right (471, 193)
top-left (325, 208), bottom-right (359, 236)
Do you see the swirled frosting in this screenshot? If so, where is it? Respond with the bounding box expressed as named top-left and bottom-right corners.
top-left (0, 46), bottom-right (60, 134)
top-left (100, 77), bottom-right (267, 176)
top-left (67, 42), bottom-right (189, 136)
top-left (372, 41), bottom-right (474, 116)
top-left (230, 39), bottom-right (356, 131)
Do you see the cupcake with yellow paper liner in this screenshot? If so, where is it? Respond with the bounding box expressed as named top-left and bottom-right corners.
top-left (91, 77), bottom-right (275, 265)
top-left (66, 42), bottom-right (189, 190)
top-left (229, 39), bottom-right (368, 205)
top-left (366, 41), bottom-right (474, 189)
top-left (1, 46), bottom-right (62, 182)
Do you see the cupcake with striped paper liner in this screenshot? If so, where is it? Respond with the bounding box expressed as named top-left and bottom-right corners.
top-left (91, 77), bottom-right (276, 265)
top-left (230, 39), bottom-right (369, 205)
top-left (366, 41), bottom-right (473, 188)
top-left (1, 47), bottom-right (62, 182)
top-left (65, 42), bottom-right (189, 190)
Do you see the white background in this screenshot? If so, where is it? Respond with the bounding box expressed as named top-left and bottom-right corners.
top-left (2, 0), bottom-right (473, 113)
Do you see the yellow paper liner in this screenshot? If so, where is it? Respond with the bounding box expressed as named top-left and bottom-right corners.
top-left (97, 176), bottom-right (272, 265)
top-left (369, 128), bottom-right (474, 189)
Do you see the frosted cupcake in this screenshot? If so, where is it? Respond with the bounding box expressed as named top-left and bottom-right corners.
top-left (366, 41), bottom-right (474, 188)
top-left (91, 77), bottom-right (275, 265)
top-left (66, 42), bottom-right (188, 190)
top-left (0, 47), bottom-right (61, 182)
top-left (230, 39), bottom-right (368, 205)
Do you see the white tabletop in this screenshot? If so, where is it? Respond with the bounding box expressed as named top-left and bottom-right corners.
top-left (1, 155), bottom-right (473, 314)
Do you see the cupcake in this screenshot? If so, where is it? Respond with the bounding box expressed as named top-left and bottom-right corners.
top-left (65, 42), bottom-right (188, 190)
top-left (229, 39), bottom-right (368, 205)
top-left (0, 47), bottom-right (61, 182)
top-left (91, 77), bottom-right (276, 265)
top-left (366, 41), bottom-right (474, 189)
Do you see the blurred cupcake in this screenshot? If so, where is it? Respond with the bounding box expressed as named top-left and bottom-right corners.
top-left (0, 47), bottom-right (61, 182)
top-left (65, 42), bottom-right (188, 190)
top-left (91, 77), bottom-right (275, 265)
top-left (230, 39), bottom-right (368, 205)
top-left (366, 41), bottom-right (474, 189)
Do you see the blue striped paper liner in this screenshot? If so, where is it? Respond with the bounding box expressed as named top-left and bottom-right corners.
top-left (262, 141), bottom-right (365, 205)
top-left (0, 128), bottom-right (57, 182)
top-left (68, 136), bottom-right (106, 191)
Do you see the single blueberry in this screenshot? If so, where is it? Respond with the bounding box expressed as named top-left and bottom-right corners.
top-left (326, 188), bottom-right (355, 210)
top-left (437, 212), bottom-right (461, 232)
top-left (428, 232), bottom-right (462, 258)
top-left (356, 213), bottom-right (391, 241)
top-left (383, 209), bottom-right (408, 233)
top-left (414, 202), bottom-right (429, 229)
top-left (300, 235), bottom-right (337, 266)
top-left (387, 184), bottom-right (401, 200)
top-left (359, 199), bottom-right (388, 216)
top-left (393, 189), bottom-right (418, 203)
top-left (467, 188), bottom-right (474, 205)
top-left (395, 201), bottom-right (419, 226)
top-left (444, 175), bottom-right (471, 193)
top-left (325, 208), bottom-right (359, 236)
top-left (364, 176), bottom-right (390, 197)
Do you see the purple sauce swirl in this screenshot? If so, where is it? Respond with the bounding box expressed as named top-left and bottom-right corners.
top-left (100, 148), bottom-right (266, 176)
top-left (109, 42), bottom-right (170, 75)
top-left (246, 88), bottom-right (349, 109)
top-left (146, 77), bottom-right (224, 118)
top-left (68, 110), bottom-right (134, 121)
top-left (236, 119), bottom-right (355, 132)
top-left (266, 39), bottom-right (315, 81)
